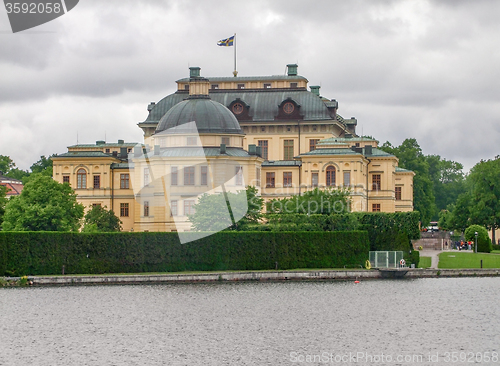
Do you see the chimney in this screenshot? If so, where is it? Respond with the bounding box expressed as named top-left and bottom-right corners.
top-left (96, 140), bottom-right (105, 145)
top-left (310, 85), bottom-right (320, 96)
top-left (188, 66), bottom-right (210, 97)
top-left (120, 147), bottom-right (127, 158)
top-left (118, 139), bottom-right (124, 144)
top-left (147, 102), bottom-right (156, 112)
top-left (220, 144), bottom-right (226, 154)
top-left (154, 145), bottom-right (160, 155)
top-left (365, 145), bottom-right (373, 156)
top-left (287, 64), bottom-right (298, 76)
top-left (256, 146), bottom-right (262, 157)
top-left (189, 67), bottom-right (201, 78)
top-left (248, 144), bottom-right (256, 155)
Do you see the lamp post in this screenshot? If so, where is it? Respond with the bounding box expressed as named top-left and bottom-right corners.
top-left (475, 231), bottom-right (478, 253)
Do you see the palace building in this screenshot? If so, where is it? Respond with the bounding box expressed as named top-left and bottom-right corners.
top-left (52, 64), bottom-right (414, 232)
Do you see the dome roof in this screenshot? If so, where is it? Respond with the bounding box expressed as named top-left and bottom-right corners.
top-left (155, 96), bottom-right (243, 135)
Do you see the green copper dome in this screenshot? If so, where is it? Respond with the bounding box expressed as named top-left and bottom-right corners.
top-left (155, 96), bottom-right (243, 135)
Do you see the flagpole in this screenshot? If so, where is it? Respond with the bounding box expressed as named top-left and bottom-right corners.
top-left (233, 33), bottom-right (237, 77)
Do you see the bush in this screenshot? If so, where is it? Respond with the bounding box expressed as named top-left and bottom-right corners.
top-left (0, 231), bottom-right (370, 276)
top-left (464, 225), bottom-right (492, 253)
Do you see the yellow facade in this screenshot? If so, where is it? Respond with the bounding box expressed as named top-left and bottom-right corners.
top-left (53, 63), bottom-right (414, 232)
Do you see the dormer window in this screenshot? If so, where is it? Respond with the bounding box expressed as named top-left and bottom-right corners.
top-left (283, 102), bottom-right (295, 114)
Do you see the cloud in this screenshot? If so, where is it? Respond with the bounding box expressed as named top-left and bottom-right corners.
top-left (0, 0), bottom-right (499, 173)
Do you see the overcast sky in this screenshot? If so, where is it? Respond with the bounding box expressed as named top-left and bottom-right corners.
top-left (1, 0), bottom-right (499, 172)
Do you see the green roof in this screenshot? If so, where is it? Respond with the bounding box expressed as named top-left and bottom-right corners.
top-left (318, 136), bottom-right (378, 145)
top-left (140, 89), bottom-right (338, 125)
top-left (53, 151), bottom-right (119, 159)
top-left (67, 142), bottom-right (138, 148)
top-left (262, 161), bottom-right (302, 167)
top-left (395, 167), bottom-right (414, 173)
top-left (365, 147), bottom-right (395, 157)
top-left (176, 75), bottom-right (308, 83)
top-left (145, 147), bottom-right (253, 158)
top-left (298, 147), bottom-right (395, 158)
top-left (298, 148), bottom-right (362, 157)
top-left (110, 163), bottom-right (131, 169)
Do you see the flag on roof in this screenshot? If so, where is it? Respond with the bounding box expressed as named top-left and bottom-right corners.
top-left (217, 35), bottom-right (234, 47)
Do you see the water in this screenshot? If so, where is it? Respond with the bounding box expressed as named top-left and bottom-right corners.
top-left (1, 278), bottom-right (499, 365)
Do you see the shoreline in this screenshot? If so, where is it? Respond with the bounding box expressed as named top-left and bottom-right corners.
top-left (3, 268), bottom-right (500, 287)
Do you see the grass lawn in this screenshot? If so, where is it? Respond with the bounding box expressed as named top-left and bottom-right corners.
top-left (418, 256), bottom-right (432, 268)
top-left (438, 252), bottom-right (500, 269)
top-left (492, 250), bottom-right (500, 254)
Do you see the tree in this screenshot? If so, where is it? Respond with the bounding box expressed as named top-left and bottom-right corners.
top-left (82, 205), bottom-right (122, 232)
top-left (426, 155), bottom-right (466, 218)
top-left (2, 173), bottom-right (84, 231)
top-left (29, 155), bottom-right (54, 177)
top-left (266, 187), bottom-right (352, 215)
top-left (188, 186), bottom-right (263, 231)
top-left (449, 193), bottom-right (472, 232)
top-left (0, 155), bottom-right (15, 175)
top-left (380, 138), bottom-right (435, 225)
top-left (467, 157), bottom-right (500, 244)
top-left (0, 185), bottom-right (7, 228)
top-left (464, 225), bottom-right (492, 253)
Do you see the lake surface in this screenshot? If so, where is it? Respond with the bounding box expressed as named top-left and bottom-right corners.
top-left (1, 278), bottom-right (499, 365)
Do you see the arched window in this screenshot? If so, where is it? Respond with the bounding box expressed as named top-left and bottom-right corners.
top-left (77, 168), bottom-right (87, 189)
top-left (326, 166), bottom-right (336, 187)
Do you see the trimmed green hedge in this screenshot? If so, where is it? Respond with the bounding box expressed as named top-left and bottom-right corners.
top-left (0, 231), bottom-right (369, 276)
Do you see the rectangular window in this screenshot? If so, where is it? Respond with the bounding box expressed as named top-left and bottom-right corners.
top-left (184, 166), bottom-right (195, 185)
top-left (144, 167), bottom-right (150, 186)
top-left (290, 82), bottom-right (298, 88)
top-left (309, 139), bottom-right (320, 152)
top-left (201, 166), bottom-right (208, 186)
top-left (266, 172), bottom-right (275, 188)
top-left (184, 200), bottom-right (195, 215)
top-left (258, 140), bottom-right (268, 160)
top-left (92, 203), bottom-right (101, 207)
top-left (184, 85), bottom-right (189, 91)
top-left (144, 201), bottom-right (150, 217)
top-left (343, 171), bottom-right (351, 187)
top-left (171, 200), bottom-right (178, 216)
top-left (62, 175), bottom-right (70, 184)
top-left (120, 174), bottom-right (129, 189)
top-left (105, 148), bottom-right (110, 153)
top-left (395, 186), bottom-right (402, 200)
top-left (211, 84), bottom-right (219, 90)
top-left (372, 174), bottom-right (381, 191)
top-left (237, 83), bottom-right (245, 89)
top-left (171, 166), bottom-right (178, 186)
top-left (221, 137), bottom-right (230, 146)
top-left (187, 136), bottom-right (197, 145)
top-left (93, 175), bottom-right (101, 189)
top-left (256, 167), bottom-right (261, 187)
top-left (283, 172), bottom-right (292, 187)
top-left (235, 166), bottom-right (243, 186)
top-left (264, 83), bottom-right (271, 89)
top-left (120, 203), bottom-right (129, 217)
top-left (312, 172), bottom-right (318, 188)
top-left (284, 139), bottom-right (294, 160)
top-left (372, 203), bottom-right (381, 212)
